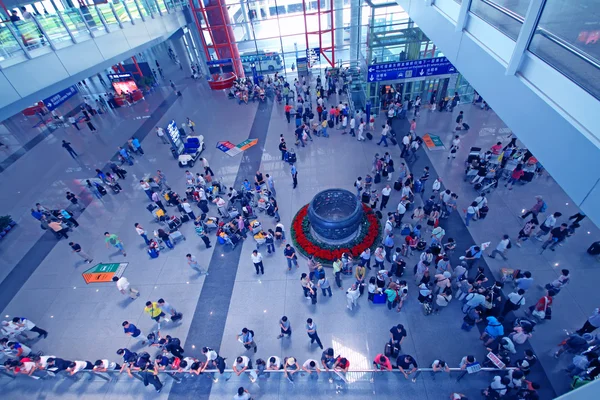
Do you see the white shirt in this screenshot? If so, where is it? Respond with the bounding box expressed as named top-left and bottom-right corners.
top-left (135, 227), bottom-right (145, 236)
top-left (388, 108), bottom-right (395, 118)
top-left (276, 223), bottom-right (285, 231)
top-left (234, 356), bottom-right (250, 369)
top-left (268, 356), bottom-right (281, 369)
top-left (140, 182), bottom-right (150, 190)
top-left (507, 291), bottom-right (526, 306)
top-left (115, 277), bottom-right (130, 291)
top-left (251, 253), bottom-right (263, 263)
top-left (350, 118), bottom-right (355, 128)
top-left (205, 349), bottom-right (218, 361)
top-left (196, 175), bottom-right (206, 186)
top-left (21, 361), bottom-right (36, 373)
top-left (72, 360), bottom-right (89, 373)
top-left (38, 355), bottom-right (56, 369)
top-left (382, 187), bottom-right (392, 197)
top-left (202, 159), bottom-right (209, 168)
top-left (542, 215), bottom-right (556, 228)
top-left (182, 202), bottom-right (192, 213)
top-left (402, 135), bottom-right (410, 145)
top-left (303, 359), bottom-right (319, 369)
top-left (397, 202), bottom-right (406, 214)
top-left (156, 127), bottom-right (165, 136)
top-left (452, 137), bottom-right (460, 147)
top-left (496, 238), bottom-right (510, 252)
top-left (467, 205), bottom-right (476, 214)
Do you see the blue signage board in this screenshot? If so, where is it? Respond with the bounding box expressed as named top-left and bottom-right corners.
top-left (107, 72), bottom-right (133, 81)
top-left (43, 85), bottom-right (78, 111)
top-left (206, 58), bottom-right (233, 66)
top-left (367, 57), bottom-right (457, 82)
top-left (306, 47), bottom-right (320, 67)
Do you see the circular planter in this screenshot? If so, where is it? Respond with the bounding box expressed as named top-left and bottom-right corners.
top-left (307, 189), bottom-right (363, 242)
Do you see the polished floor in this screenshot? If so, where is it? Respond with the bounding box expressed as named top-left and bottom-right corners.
top-left (0, 61), bottom-right (598, 400)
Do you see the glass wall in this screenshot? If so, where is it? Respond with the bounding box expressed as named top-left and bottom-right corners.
top-left (528, 0), bottom-right (600, 100)
top-left (469, 0), bottom-right (529, 40)
top-left (197, 0), bottom-right (371, 80)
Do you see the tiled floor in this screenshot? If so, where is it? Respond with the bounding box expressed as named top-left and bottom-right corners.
top-left (0, 62), bottom-right (598, 400)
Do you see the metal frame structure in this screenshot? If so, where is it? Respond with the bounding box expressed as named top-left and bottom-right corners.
top-left (301, 0), bottom-right (335, 68)
top-left (187, 0), bottom-right (243, 77)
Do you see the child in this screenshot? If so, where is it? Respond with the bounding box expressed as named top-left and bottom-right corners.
top-left (367, 276), bottom-right (377, 301)
top-left (369, 116), bottom-right (375, 131)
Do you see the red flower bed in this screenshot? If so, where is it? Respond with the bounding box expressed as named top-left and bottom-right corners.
top-left (291, 203), bottom-right (382, 263)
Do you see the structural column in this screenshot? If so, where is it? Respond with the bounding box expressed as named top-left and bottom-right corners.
top-left (170, 30), bottom-right (192, 74)
top-left (334, 0), bottom-right (344, 50)
top-left (349, 0), bottom-right (361, 61)
top-left (203, 0), bottom-right (243, 76)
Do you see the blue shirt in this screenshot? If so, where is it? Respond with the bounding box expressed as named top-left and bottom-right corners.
top-left (384, 235), bottom-right (394, 247)
top-left (240, 331), bottom-right (253, 343)
top-left (119, 148), bottom-right (128, 159)
top-left (291, 166), bottom-right (297, 175)
top-left (467, 246), bottom-right (482, 259)
top-left (132, 138), bottom-right (141, 148)
top-left (124, 324), bottom-right (141, 337)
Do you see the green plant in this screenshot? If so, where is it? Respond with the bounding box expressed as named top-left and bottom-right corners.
top-left (0, 215), bottom-right (12, 231)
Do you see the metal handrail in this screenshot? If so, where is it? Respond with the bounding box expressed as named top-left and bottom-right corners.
top-left (476, 0), bottom-right (600, 71)
top-left (479, 0), bottom-right (524, 24)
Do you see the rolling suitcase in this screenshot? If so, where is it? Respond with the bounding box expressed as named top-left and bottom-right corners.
top-left (384, 342), bottom-right (399, 358)
top-left (328, 120), bottom-right (334, 128)
top-left (462, 123), bottom-right (470, 131)
top-left (171, 312), bottom-right (183, 322)
top-left (180, 213), bottom-right (190, 223)
top-left (389, 136), bottom-right (398, 145)
top-left (147, 203), bottom-right (158, 212)
top-left (521, 171), bottom-right (535, 182)
top-left (361, 192), bottom-right (371, 203)
top-left (287, 149), bottom-right (297, 164)
top-left (588, 241), bottom-right (600, 255)
top-left (374, 173), bottom-right (381, 184)
top-left (96, 184), bottom-right (107, 196)
top-left (394, 181), bottom-right (402, 191)
top-left (366, 132), bottom-right (373, 140)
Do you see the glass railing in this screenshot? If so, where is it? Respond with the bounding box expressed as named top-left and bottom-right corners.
top-left (0, 22), bottom-right (27, 61)
top-left (125, 0), bottom-right (143, 20)
top-left (113, 2), bottom-right (133, 24)
top-left (0, 4), bottom-right (185, 68)
top-left (469, 0), bottom-right (528, 41)
top-left (97, 4), bottom-right (119, 25)
top-left (157, 0), bottom-right (168, 14)
top-left (61, 9), bottom-right (91, 41)
top-left (528, 0), bottom-right (600, 101)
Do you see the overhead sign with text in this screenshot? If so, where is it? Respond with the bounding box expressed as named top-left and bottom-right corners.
top-left (43, 85), bottom-right (78, 111)
top-left (367, 57), bottom-right (457, 82)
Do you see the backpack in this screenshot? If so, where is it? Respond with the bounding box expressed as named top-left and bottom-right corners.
top-left (540, 202), bottom-right (547, 213)
top-left (109, 238), bottom-right (117, 245)
top-left (169, 337), bottom-right (181, 347)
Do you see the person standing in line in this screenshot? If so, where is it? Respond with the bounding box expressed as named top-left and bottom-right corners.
top-left (69, 242), bottom-right (93, 263)
top-left (200, 157), bottom-right (214, 176)
top-left (306, 318), bottom-right (324, 349)
top-left (251, 250), bottom-right (264, 275)
top-left (266, 174), bottom-right (276, 197)
top-left (135, 223), bottom-right (151, 245)
top-left (112, 275), bottom-right (139, 299)
top-left (237, 327), bottom-right (257, 353)
top-left (576, 308), bottom-right (600, 335)
top-left (156, 127), bottom-right (169, 144)
top-left (234, 387), bottom-right (252, 400)
top-left (501, 288), bottom-right (526, 317)
top-left (488, 234), bottom-right (511, 261)
top-left (186, 253), bottom-right (208, 274)
top-left (278, 316), bottom-right (291, 339)
top-left (380, 185), bottom-right (391, 210)
top-left (66, 191), bottom-right (85, 212)
top-left (105, 232), bottom-right (126, 256)
top-left (383, 233), bottom-right (395, 262)
top-left (291, 164), bottom-right (298, 189)
top-left (346, 283), bottom-right (360, 310)
top-left (195, 222), bottom-right (212, 249)
top-left (62, 140), bottom-right (78, 159)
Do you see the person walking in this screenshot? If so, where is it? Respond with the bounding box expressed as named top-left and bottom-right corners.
top-left (68, 116), bottom-right (80, 130)
top-left (306, 318), bottom-right (324, 349)
top-left (69, 242), bottom-right (93, 263)
top-left (66, 191), bottom-right (85, 212)
top-left (488, 234), bottom-right (511, 261)
top-left (112, 275), bottom-right (139, 299)
top-left (158, 298), bottom-right (180, 320)
top-left (251, 250), bottom-right (264, 275)
top-left (541, 223), bottom-right (569, 252)
top-left (62, 140), bottom-right (78, 159)
top-left (380, 185), bottom-right (391, 210)
top-left (135, 223), bottom-right (151, 245)
top-left (377, 124), bottom-right (389, 147)
top-left (521, 196), bottom-right (546, 222)
top-left (291, 164), bottom-right (298, 189)
top-left (501, 289), bottom-right (526, 317)
top-left (85, 116), bottom-right (97, 132)
top-left (156, 127), bottom-right (169, 144)
top-left (186, 253), bottom-right (208, 274)
top-left (200, 157), bottom-right (214, 176)
top-left (576, 308), bottom-right (600, 335)
top-left (104, 232), bottom-right (126, 256)
top-left (144, 301), bottom-right (170, 327)
top-left (237, 327), bottom-right (257, 353)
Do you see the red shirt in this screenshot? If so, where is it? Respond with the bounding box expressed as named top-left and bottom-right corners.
top-left (284, 105), bottom-right (292, 113)
top-left (534, 296), bottom-right (552, 311)
top-left (374, 354), bottom-right (392, 370)
top-left (511, 169), bottom-right (525, 180)
top-left (491, 144), bottom-right (502, 155)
